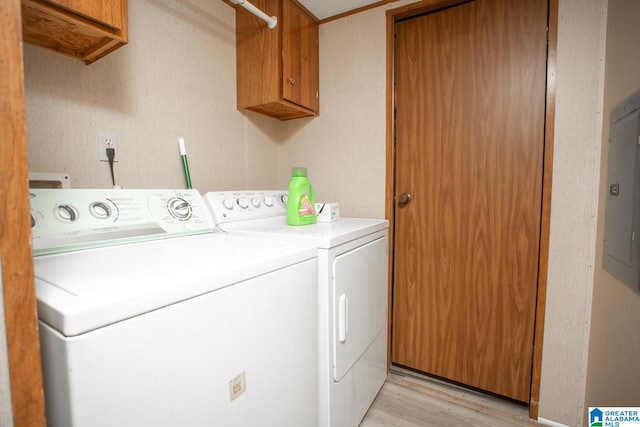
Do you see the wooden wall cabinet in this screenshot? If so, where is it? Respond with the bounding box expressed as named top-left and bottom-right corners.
top-left (21, 0), bottom-right (127, 65)
top-left (236, 0), bottom-right (319, 120)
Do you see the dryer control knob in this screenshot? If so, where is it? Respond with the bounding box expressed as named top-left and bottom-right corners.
top-left (237, 198), bottom-right (249, 209)
top-left (223, 198), bottom-right (234, 210)
top-left (252, 198), bottom-right (261, 207)
top-left (264, 196), bottom-right (274, 207)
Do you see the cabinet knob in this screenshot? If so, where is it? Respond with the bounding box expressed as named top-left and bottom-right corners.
top-left (289, 77), bottom-right (296, 85)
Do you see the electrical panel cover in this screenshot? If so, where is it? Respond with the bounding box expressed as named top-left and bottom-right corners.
top-left (603, 89), bottom-right (640, 292)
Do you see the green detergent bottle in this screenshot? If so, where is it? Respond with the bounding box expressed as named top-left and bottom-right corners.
top-left (287, 167), bottom-right (317, 226)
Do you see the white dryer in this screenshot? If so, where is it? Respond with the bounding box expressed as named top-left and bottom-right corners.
top-left (205, 190), bottom-right (389, 427)
top-left (30, 189), bottom-right (318, 427)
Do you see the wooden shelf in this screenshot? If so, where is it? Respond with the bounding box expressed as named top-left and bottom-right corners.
top-left (22, 0), bottom-right (127, 65)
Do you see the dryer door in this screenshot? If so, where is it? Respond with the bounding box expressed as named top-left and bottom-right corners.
top-left (332, 235), bottom-right (388, 381)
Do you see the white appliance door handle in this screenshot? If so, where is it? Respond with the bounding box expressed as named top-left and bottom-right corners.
top-left (338, 294), bottom-right (348, 343)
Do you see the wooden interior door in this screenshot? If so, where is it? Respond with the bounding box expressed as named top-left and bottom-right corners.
top-left (391, 0), bottom-right (548, 402)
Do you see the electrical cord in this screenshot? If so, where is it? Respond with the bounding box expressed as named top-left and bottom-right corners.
top-left (106, 147), bottom-right (116, 188)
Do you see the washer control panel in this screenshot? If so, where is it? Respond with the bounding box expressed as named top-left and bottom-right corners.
top-left (204, 190), bottom-right (288, 224)
top-left (30, 189), bottom-right (214, 255)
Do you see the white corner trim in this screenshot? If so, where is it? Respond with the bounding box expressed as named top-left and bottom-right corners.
top-left (0, 258), bottom-right (15, 426)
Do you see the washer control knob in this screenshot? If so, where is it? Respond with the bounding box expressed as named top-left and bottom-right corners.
top-left (90, 201), bottom-right (112, 219)
top-left (56, 204), bottom-right (78, 223)
top-left (264, 196), bottom-right (274, 207)
top-left (237, 198), bottom-right (249, 209)
top-left (167, 197), bottom-right (192, 220)
top-left (223, 198), bottom-right (234, 210)
top-left (252, 198), bottom-right (261, 207)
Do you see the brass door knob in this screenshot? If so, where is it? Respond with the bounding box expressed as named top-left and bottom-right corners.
top-left (398, 192), bottom-right (412, 207)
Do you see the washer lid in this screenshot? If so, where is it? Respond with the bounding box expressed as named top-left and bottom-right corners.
top-left (34, 233), bottom-right (316, 337)
top-left (219, 217), bottom-right (389, 249)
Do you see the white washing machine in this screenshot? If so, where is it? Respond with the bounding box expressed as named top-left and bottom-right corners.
top-left (30, 189), bottom-right (318, 427)
top-left (204, 190), bottom-right (389, 427)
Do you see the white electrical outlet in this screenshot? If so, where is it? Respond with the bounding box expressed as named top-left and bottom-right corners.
top-left (229, 372), bottom-right (247, 401)
top-left (98, 131), bottom-right (118, 162)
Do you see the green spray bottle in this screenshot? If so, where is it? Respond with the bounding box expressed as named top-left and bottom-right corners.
top-left (287, 167), bottom-right (317, 226)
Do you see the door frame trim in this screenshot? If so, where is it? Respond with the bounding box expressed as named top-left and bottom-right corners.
top-left (1, 0), bottom-right (47, 425)
top-left (384, 0), bottom-right (557, 419)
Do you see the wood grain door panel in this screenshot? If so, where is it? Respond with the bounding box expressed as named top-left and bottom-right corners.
top-left (391, 0), bottom-right (547, 402)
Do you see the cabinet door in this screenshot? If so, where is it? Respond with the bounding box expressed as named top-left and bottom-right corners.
top-left (236, 0), bottom-right (282, 110)
top-left (44, 0), bottom-right (124, 29)
top-left (282, 0), bottom-right (318, 112)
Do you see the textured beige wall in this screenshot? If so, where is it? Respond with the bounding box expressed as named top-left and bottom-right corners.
top-left (278, 4), bottom-right (391, 218)
top-left (585, 0), bottom-right (640, 415)
top-left (530, 1), bottom-right (607, 425)
top-left (24, 0), bottom-right (279, 192)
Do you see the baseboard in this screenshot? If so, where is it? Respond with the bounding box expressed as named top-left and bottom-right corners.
top-left (537, 417), bottom-right (572, 427)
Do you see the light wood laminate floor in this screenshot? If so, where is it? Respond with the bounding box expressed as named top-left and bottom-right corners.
top-left (360, 370), bottom-right (541, 427)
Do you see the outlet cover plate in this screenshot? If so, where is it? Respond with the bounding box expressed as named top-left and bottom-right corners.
top-left (99, 131), bottom-right (118, 162)
top-left (229, 371), bottom-right (247, 401)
